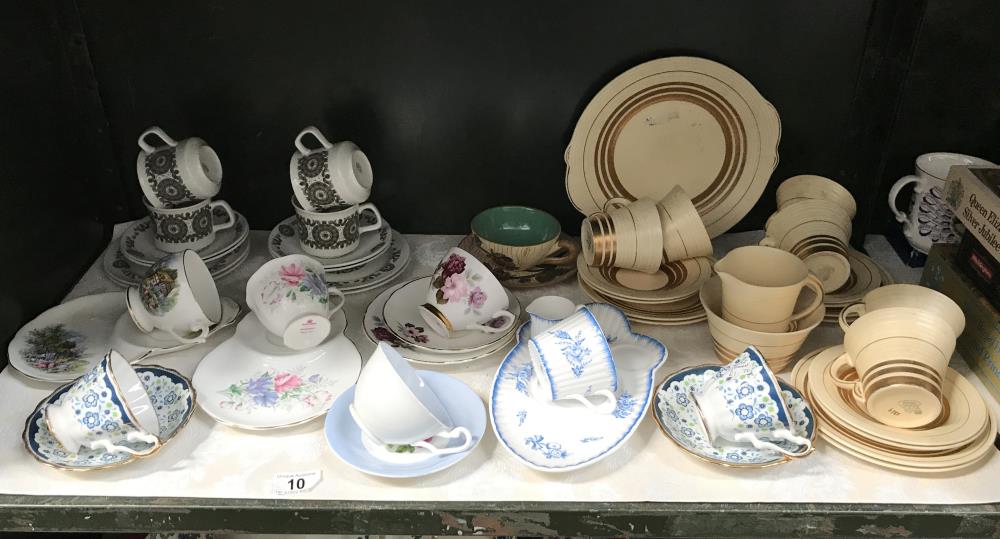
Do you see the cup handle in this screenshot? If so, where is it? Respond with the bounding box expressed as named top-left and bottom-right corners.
top-left (604, 197), bottom-right (630, 212)
top-left (560, 389), bottom-right (618, 414)
top-left (759, 236), bottom-right (779, 248)
top-left (411, 427), bottom-right (474, 455)
top-left (167, 325), bottom-right (210, 344)
top-left (732, 431), bottom-right (813, 458)
top-left (837, 302), bottom-right (867, 332)
top-left (326, 287), bottom-right (346, 316)
top-left (209, 200), bottom-right (237, 232)
top-left (356, 203), bottom-right (383, 234)
top-left (137, 126), bottom-right (177, 153)
top-left (888, 175), bottom-right (921, 223)
top-left (828, 354), bottom-right (859, 390)
top-left (469, 310), bottom-right (516, 334)
top-left (539, 237), bottom-right (580, 266)
top-left (788, 274), bottom-right (825, 325)
top-left (89, 431), bottom-right (161, 456)
top-left (294, 126), bottom-right (333, 155)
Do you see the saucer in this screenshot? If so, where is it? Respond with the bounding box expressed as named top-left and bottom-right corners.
top-left (457, 233), bottom-right (578, 289)
top-left (8, 292), bottom-right (243, 382)
top-left (364, 281), bottom-right (517, 364)
top-left (104, 236), bottom-right (249, 287)
top-left (268, 215), bottom-right (391, 270)
top-left (22, 365), bottom-right (194, 471)
top-left (324, 370), bottom-right (486, 478)
top-left (193, 310), bottom-right (360, 430)
top-left (652, 365), bottom-right (814, 468)
top-left (121, 212), bottom-right (250, 266)
top-left (577, 256), bottom-right (713, 303)
top-left (491, 304), bottom-right (666, 472)
top-left (381, 276), bottom-right (520, 354)
top-left (326, 232), bottom-right (411, 293)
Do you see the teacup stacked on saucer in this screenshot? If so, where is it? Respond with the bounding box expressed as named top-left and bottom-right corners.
top-left (701, 246), bottom-right (825, 371)
top-left (109, 127), bottom-right (250, 286)
top-left (653, 347), bottom-right (816, 468)
top-left (578, 187), bottom-right (714, 325)
top-left (268, 126), bottom-right (409, 294)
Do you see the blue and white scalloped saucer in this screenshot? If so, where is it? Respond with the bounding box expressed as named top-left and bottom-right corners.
top-left (652, 365), bottom-right (814, 468)
top-left (22, 366), bottom-right (195, 471)
top-left (490, 303), bottom-right (667, 472)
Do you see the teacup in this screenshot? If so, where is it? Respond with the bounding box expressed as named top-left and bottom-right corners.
top-left (829, 355), bottom-right (944, 428)
top-left (525, 295), bottom-right (577, 337)
top-left (470, 206), bottom-right (578, 270)
top-left (693, 347), bottom-right (812, 457)
top-left (581, 197), bottom-right (663, 273)
top-left (349, 343), bottom-right (472, 455)
top-left (838, 284), bottom-right (965, 338)
top-left (776, 175), bottom-right (857, 218)
top-left (127, 250), bottom-right (222, 343)
top-left (292, 196), bottom-right (383, 258)
top-left (44, 350), bottom-right (161, 455)
top-left (528, 307), bottom-right (617, 412)
top-left (289, 126), bottom-right (373, 211)
top-left (417, 247), bottom-right (516, 337)
top-left (136, 126), bottom-right (222, 208)
top-left (144, 198), bottom-right (236, 253)
top-left (246, 255), bottom-right (346, 350)
top-left (657, 186), bottom-right (713, 262)
top-left (713, 246), bottom-right (824, 333)
top-left (839, 307), bottom-right (955, 381)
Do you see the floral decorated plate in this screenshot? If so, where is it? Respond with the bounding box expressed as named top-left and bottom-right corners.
top-left (121, 212), bottom-right (249, 266)
top-left (111, 297), bottom-right (243, 363)
top-left (381, 276), bottom-right (521, 354)
top-left (268, 215), bottom-right (391, 270)
top-left (327, 232), bottom-right (411, 292)
top-left (490, 304), bottom-right (667, 472)
top-left (22, 365), bottom-right (194, 471)
top-left (324, 370), bottom-right (486, 478)
top-left (103, 236), bottom-right (249, 288)
top-left (652, 365), bottom-right (814, 468)
top-left (365, 282), bottom-right (517, 364)
top-left (192, 310), bottom-right (360, 429)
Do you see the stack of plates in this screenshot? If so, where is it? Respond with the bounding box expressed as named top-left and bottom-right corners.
top-left (792, 346), bottom-right (996, 473)
top-left (268, 216), bottom-right (411, 294)
top-left (362, 277), bottom-right (520, 365)
top-left (103, 213), bottom-right (251, 287)
top-left (576, 256), bottom-right (712, 325)
top-left (822, 250), bottom-right (893, 323)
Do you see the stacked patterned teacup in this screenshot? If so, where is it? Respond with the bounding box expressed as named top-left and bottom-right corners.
top-left (577, 186), bottom-right (714, 325)
top-left (268, 126), bottom-right (409, 294)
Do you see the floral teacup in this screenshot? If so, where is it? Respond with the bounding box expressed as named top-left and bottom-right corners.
top-left (417, 247), bottom-right (516, 337)
top-left (126, 250), bottom-right (222, 344)
top-left (246, 255), bottom-right (345, 350)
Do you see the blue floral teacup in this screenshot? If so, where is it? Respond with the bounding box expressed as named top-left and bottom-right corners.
top-left (527, 307), bottom-right (618, 413)
top-left (692, 347), bottom-right (812, 457)
top-left (44, 350), bottom-right (161, 455)
top-left (525, 295), bottom-right (578, 338)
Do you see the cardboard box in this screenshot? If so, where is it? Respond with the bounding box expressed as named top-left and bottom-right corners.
top-left (956, 233), bottom-right (1000, 309)
top-left (946, 165), bottom-right (1000, 264)
top-left (921, 244), bottom-right (1000, 406)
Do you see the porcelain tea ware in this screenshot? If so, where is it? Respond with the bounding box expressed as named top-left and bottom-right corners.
top-left (828, 356), bottom-right (943, 429)
top-left (471, 206), bottom-right (578, 270)
top-left (839, 306), bottom-right (955, 380)
top-left (270, 213), bottom-right (391, 269)
top-left (657, 186), bottom-right (713, 261)
top-left (525, 295), bottom-right (577, 337)
top-left (417, 247), bottom-right (516, 337)
top-left (761, 199), bottom-right (852, 292)
top-left (122, 211), bottom-right (249, 266)
top-left (776, 175), bottom-right (857, 218)
top-left (44, 350), bottom-right (161, 455)
top-left (127, 250), bottom-right (222, 344)
top-left (136, 126), bottom-right (222, 208)
top-left (292, 196), bottom-right (383, 259)
top-left (246, 255), bottom-right (346, 350)
top-left (350, 343), bottom-right (473, 454)
top-left (581, 197), bottom-right (663, 273)
top-left (144, 198), bottom-right (236, 253)
top-left (889, 153), bottom-right (996, 254)
top-left (527, 308), bottom-right (617, 412)
top-left (838, 284), bottom-right (965, 338)
top-left (714, 246), bottom-right (824, 332)
top-left (290, 126), bottom-right (373, 211)
top-left (457, 233), bottom-right (579, 289)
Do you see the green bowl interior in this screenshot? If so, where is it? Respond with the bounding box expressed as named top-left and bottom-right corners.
top-left (471, 206), bottom-right (560, 246)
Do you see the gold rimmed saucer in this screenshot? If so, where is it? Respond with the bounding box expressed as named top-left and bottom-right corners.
top-left (577, 255), bottom-right (713, 303)
top-left (578, 278), bottom-right (707, 326)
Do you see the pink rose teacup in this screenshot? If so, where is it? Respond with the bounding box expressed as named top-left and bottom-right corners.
top-left (418, 247), bottom-right (516, 337)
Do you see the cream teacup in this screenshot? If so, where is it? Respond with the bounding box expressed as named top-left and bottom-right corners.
top-left (776, 175), bottom-right (857, 218)
top-left (145, 198), bottom-right (236, 253)
top-left (828, 356), bottom-right (943, 428)
top-left (292, 197), bottom-right (383, 259)
top-left (136, 126), bottom-right (223, 208)
top-left (290, 126), bottom-right (373, 211)
top-left (471, 206), bottom-right (578, 270)
top-left (581, 197), bottom-right (663, 273)
top-left (126, 250), bottom-right (222, 344)
top-left (418, 247), bottom-right (516, 337)
top-left (839, 307), bottom-right (955, 381)
top-left (838, 284), bottom-right (965, 338)
top-left (657, 186), bottom-right (713, 261)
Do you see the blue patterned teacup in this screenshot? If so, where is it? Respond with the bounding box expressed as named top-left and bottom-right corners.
top-left (44, 350), bottom-right (161, 455)
top-left (692, 347), bottom-right (812, 457)
top-left (527, 307), bottom-right (618, 412)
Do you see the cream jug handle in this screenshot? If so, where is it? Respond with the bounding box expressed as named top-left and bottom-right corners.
top-left (788, 274), bottom-right (824, 326)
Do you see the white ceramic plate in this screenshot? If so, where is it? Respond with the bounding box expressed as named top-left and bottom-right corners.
top-left (103, 236), bottom-right (249, 287)
top-left (268, 215), bottom-right (391, 270)
top-left (327, 232), bottom-right (411, 292)
top-left (121, 213), bottom-right (249, 266)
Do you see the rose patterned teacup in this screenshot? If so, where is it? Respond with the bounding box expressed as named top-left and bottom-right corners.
top-left (293, 196), bottom-right (383, 258)
top-left (127, 250), bottom-right (222, 344)
top-left (246, 255), bottom-right (346, 350)
top-left (289, 126), bottom-right (373, 212)
top-left (136, 126), bottom-right (223, 208)
top-left (145, 198), bottom-right (236, 253)
top-left (44, 350), bottom-right (161, 454)
top-left (417, 247), bottom-right (516, 337)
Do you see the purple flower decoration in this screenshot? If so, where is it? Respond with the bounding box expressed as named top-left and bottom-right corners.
top-left (468, 287), bottom-right (487, 309)
top-left (439, 254), bottom-right (466, 279)
top-left (302, 270), bottom-right (327, 298)
top-left (252, 390), bottom-right (279, 407)
top-left (308, 373), bottom-right (322, 383)
top-left (486, 316), bottom-right (508, 328)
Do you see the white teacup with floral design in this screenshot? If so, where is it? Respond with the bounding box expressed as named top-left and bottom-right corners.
top-left (126, 250), bottom-right (222, 344)
top-left (417, 247), bottom-right (516, 337)
top-left (246, 255), bottom-right (346, 350)
top-left (525, 295), bottom-right (578, 338)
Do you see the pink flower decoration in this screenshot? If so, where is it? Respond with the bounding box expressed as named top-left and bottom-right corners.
top-left (279, 263), bottom-right (306, 286)
top-left (441, 273), bottom-right (469, 303)
top-left (468, 287), bottom-right (487, 309)
top-left (273, 372), bottom-right (302, 394)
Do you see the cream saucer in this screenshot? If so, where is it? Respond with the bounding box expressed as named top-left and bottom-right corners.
top-left (577, 255), bottom-right (713, 303)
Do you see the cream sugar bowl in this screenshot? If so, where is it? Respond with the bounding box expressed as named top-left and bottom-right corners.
top-left (127, 250), bottom-right (222, 344)
top-left (246, 255), bottom-right (346, 350)
top-left (418, 247), bottom-right (517, 337)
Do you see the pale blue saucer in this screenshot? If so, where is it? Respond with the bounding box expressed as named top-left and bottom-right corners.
top-left (324, 370), bottom-right (485, 478)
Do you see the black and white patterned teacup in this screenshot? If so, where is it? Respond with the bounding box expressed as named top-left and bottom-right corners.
top-left (136, 126), bottom-right (223, 208)
top-left (289, 126), bottom-right (373, 212)
top-left (145, 198), bottom-right (236, 253)
top-left (292, 196), bottom-right (382, 258)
